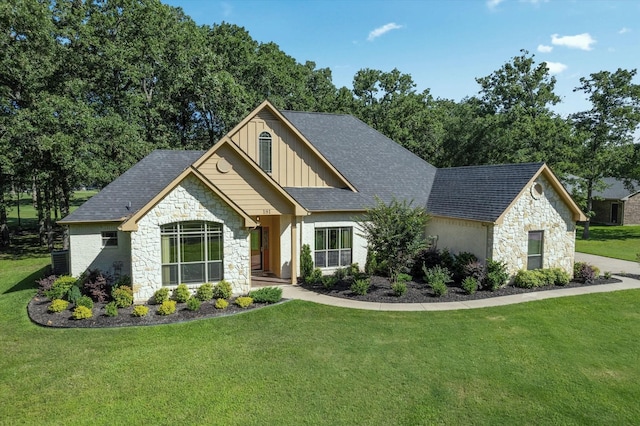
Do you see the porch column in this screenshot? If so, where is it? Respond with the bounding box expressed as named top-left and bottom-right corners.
top-left (290, 216), bottom-right (297, 285)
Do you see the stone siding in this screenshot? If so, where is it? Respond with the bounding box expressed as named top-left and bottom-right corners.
top-left (623, 194), bottom-right (640, 225)
top-left (492, 175), bottom-right (576, 276)
top-left (130, 175), bottom-right (250, 302)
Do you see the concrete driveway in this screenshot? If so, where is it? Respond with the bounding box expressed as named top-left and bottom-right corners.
top-left (575, 252), bottom-right (640, 275)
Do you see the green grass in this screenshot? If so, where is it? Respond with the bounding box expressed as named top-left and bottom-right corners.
top-left (5, 190), bottom-right (97, 230)
top-left (576, 225), bottom-right (640, 261)
top-left (2, 258), bottom-right (640, 424)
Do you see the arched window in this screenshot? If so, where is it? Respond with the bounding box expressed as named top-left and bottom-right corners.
top-left (258, 131), bottom-right (272, 173)
top-left (161, 221), bottom-right (223, 286)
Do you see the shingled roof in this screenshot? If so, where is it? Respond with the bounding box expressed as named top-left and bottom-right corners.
top-left (60, 150), bottom-right (204, 223)
top-left (281, 111), bottom-right (437, 211)
top-left (593, 177), bottom-right (640, 200)
top-left (427, 163), bottom-right (544, 223)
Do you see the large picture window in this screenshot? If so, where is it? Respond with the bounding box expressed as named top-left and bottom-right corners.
top-left (527, 230), bottom-right (543, 270)
top-left (314, 227), bottom-right (352, 268)
top-left (258, 131), bottom-right (272, 173)
top-left (161, 221), bottom-right (223, 286)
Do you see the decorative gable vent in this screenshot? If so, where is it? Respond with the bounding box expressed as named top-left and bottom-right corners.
top-left (531, 182), bottom-right (544, 199)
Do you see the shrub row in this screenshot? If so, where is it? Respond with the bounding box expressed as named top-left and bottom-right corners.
top-left (513, 268), bottom-right (571, 288)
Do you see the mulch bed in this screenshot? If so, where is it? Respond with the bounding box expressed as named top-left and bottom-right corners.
top-left (28, 296), bottom-right (288, 329)
top-left (300, 275), bottom-right (626, 304)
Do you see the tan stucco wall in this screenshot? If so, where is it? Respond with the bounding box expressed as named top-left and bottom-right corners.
top-left (426, 217), bottom-right (489, 261)
top-left (69, 224), bottom-right (131, 278)
top-left (492, 175), bottom-right (576, 275)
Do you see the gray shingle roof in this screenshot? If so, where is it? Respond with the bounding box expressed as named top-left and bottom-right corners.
top-left (427, 163), bottom-right (544, 222)
top-left (281, 111), bottom-right (437, 211)
top-left (60, 150), bottom-right (204, 223)
top-left (594, 177), bottom-right (640, 200)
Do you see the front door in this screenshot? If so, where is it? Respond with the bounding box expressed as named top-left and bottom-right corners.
top-left (251, 228), bottom-right (262, 271)
top-left (611, 203), bottom-right (619, 224)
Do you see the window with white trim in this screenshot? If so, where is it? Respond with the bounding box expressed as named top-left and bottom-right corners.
top-left (527, 230), bottom-right (543, 270)
top-left (314, 227), bottom-right (352, 268)
top-left (161, 221), bottom-right (223, 286)
top-left (258, 131), bottom-right (272, 173)
top-left (101, 231), bottom-right (118, 247)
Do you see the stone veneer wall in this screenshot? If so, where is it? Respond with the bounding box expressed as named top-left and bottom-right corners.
top-left (130, 175), bottom-right (250, 302)
top-left (491, 175), bottom-right (576, 276)
top-left (623, 194), bottom-right (640, 225)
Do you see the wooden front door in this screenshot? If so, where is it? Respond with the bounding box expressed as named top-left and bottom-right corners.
top-left (251, 228), bottom-right (262, 271)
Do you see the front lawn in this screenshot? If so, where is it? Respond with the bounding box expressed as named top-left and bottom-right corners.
top-left (576, 225), bottom-right (640, 261)
top-left (2, 258), bottom-right (640, 424)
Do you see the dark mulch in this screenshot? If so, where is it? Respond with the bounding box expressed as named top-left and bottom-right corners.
top-left (300, 275), bottom-right (626, 304)
top-left (28, 296), bottom-right (288, 329)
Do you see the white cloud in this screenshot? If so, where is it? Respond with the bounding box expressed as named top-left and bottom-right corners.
top-left (486, 0), bottom-right (505, 9)
top-left (544, 61), bottom-right (568, 75)
top-left (551, 33), bottom-right (596, 50)
top-left (537, 44), bottom-right (553, 53)
top-left (367, 23), bottom-right (403, 41)
top-left (619, 27), bottom-right (630, 34)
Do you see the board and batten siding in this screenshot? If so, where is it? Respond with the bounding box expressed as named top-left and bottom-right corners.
top-left (197, 144), bottom-right (295, 216)
top-left (69, 223), bottom-right (131, 278)
top-left (229, 110), bottom-right (345, 188)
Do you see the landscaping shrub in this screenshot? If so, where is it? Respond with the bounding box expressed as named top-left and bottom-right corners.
top-left (113, 275), bottom-right (131, 289)
top-left (322, 275), bottom-right (337, 289)
top-left (513, 270), bottom-right (545, 288)
top-left (249, 287), bottom-right (282, 303)
top-left (365, 250), bottom-right (381, 276)
top-left (48, 299), bottom-right (69, 313)
top-left (396, 273), bottom-right (412, 284)
top-left (538, 268), bottom-right (556, 286)
top-left (439, 249), bottom-right (456, 275)
top-left (213, 280), bottom-right (233, 299)
top-left (45, 276), bottom-right (77, 301)
top-left (464, 261), bottom-right (486, 283)
top-left (574, 262), bottom-right (596, 284)
top-left (80, 269), bottom-right (112, 303)
top-left (430, 280), bottom-right (448, 297)
top-left (462, 277), bottom-right (479, 295)
top-left (333, 267), bottom-right (346, 280)
top-left (392, 281), bottom-right (407, 297)
top-left (214, 298), bottom-right (228, 309)
top-left (76, 295), bottom-right (94, 310)
top-left (112, 285), bottom-right (134, 308)
top-left (186, 296), bottom-right (201, 311)
top-left (350, 278), bottom-right (370, 295)
top-left (104, 302), bottom-right (119, 317)
top-left (305, 268), bottom-right (323, 285)
top-left (235, 296), bottom-right (253, 308)
top-left (300, 244), bottom-right (314, 281)
top-left (66, 285), bottom-right (82, 304)
top-left (195, 283), bottom-right (214, 301)
top-left (551, 268), bottom-right (570, 286)
top-left (132, 305), bottom-right (149, 317)
top-left (604, 271), bottom-right (612, 280)
top-left (484, 260), bottom-right (509, 291)
top-left (411, 248), bottom-right (441, 278)
top-left (72, 306), bottom-right (93, 320)
top-left (346, 263), bottom-right (360, 277)
top-left (153, 288), bottom-right (170, 304)
top-left (453, 252), bottom-right (478, 280)
top-left (157, 300), bottom-right (177, 315)
top-left (423, 265), bottom-right (453, 286)
top-left (36, 275), bottom-right (57, 296)
top-left (173, 283), bottom-right (191, 303)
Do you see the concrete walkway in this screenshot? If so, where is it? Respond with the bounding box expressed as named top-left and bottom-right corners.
top-left (279, 253), bottom-right (640, 312)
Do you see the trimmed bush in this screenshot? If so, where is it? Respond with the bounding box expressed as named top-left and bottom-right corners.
top-left (81, 269), bottom-right (112, 303)
top-left (453, 252), bottom-right (478, 281)
top-left (214, 298), bottom-right (228, 309)
top-left (484, 260), bottom-right (509, 291)
top-left (249, 287), bottom-right (283, 303)
top-left (132, 305), bottom-right (149, 317)
top-left (186, 297), bottom-right (201, 311)
top-left (604, 271), bottom-right (612, 280)
top-left (430, 280), bottom-right (448, 297)
top-left (464, 261), bottom-right (486, 283)
top-left (322, 275), bottom-right (337, 289)
top-left (513, 270), bottom-right (545, 288)
top-left (305, 268), bottom-right (323, 285)
top-left (411, 248), bottom-right (441, 278)
top-left (346, 263), bottom-right (360, 277)
top-left (45, 276), bottom-right (77, 301)
top-left (350, 278), bottom-right (370, 295)
top-left (153, 288), bottom-right (170, 304)
top-left (396, 273), bottom-right (412, 284)
top-left (333, 267), bottom-right (346, 280)
top-left (551, 268), bottom-right (571, 286)
top-left (461, 277), bottom-right (479, 295)
top-left (72, 306), bottom-right (93, 320)
top-left (213, 280), bottom-right (233, 299)
top-left (173, 283), bottom-right (191, 303)
top-left (392, 281), bottom-right (407, 297)
top-left (574, 262), bottom-right (596, 284)
top-left (300, 244), bottom-right (314, 281)
top-left (76, 295), bottom-right (94, 310)
top-left (48, 299), bottom-right (69, 313)
top-left (36, 275), bottom-right (57, 296)
top-left (423, 265), bottom-right (453, 286)
top-left (66, 285), bottom-right (82, 304)
top-left (195, 283), bottom-right (214, 301)
top-left (235, 296), bottom-right (253, 308)
top-left (112, 285), bottom-right (134, 308)
top-left (157, 300), bottom-right (177, 315)
top-left (104, 302), bottom-right (119, 317)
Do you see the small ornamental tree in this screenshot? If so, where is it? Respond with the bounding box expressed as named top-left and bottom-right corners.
top-left (357, 197), bottom-right (430, 282)
top-left (300, 244), bottom-right (314, 281)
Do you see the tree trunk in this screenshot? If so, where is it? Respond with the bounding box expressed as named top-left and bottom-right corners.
top-left (581, 181), bottom-right (593, 240)
top-left (60, 180), bottom-right (71, 251)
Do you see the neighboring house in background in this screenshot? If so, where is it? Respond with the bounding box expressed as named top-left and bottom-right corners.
top-left (587, 178), bottom-right (640, 225)
top-left (59, 101), bottom-right (586, 302)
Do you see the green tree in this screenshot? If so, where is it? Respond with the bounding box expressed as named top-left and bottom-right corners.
top-left (570, 68), bottom-right (640, 239)
top-left (357, 198), bottom-right (430, 282)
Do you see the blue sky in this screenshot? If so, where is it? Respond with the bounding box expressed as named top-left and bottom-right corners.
top-left (164, 0), bottom-right (639, 117)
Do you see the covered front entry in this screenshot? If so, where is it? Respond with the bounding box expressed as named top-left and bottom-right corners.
top-left (250, 216), bottom-right (281, 276)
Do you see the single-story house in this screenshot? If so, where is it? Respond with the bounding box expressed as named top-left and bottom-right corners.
top-left (60, 101), bottom-right (586, 301)
top-left (586, 178), bottom-right (640, 225)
